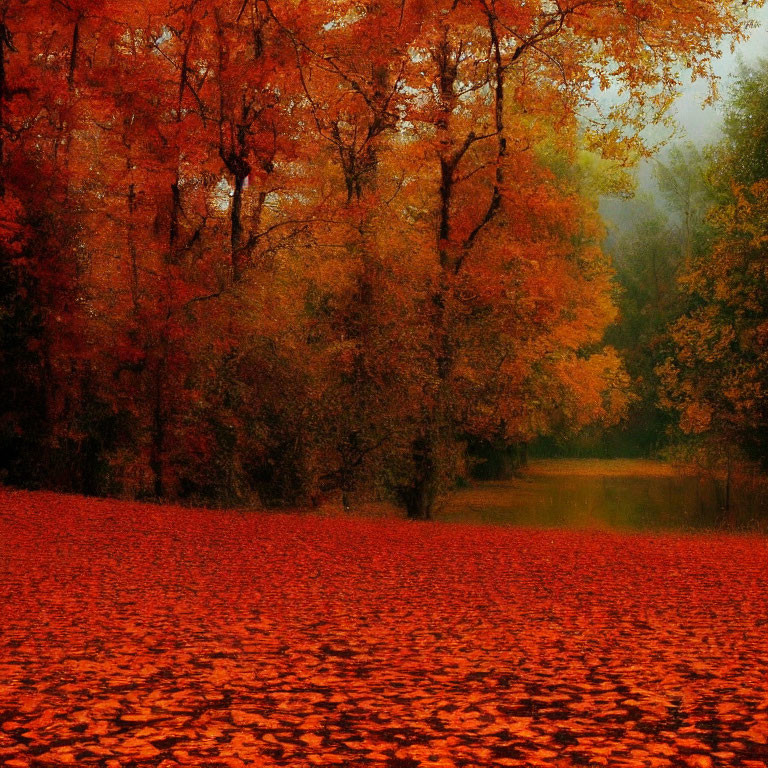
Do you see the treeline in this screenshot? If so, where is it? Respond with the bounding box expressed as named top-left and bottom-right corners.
top-left (595, 61), bottom-right (768, 477)
top-left (0, 0), bottom-right (757, 516)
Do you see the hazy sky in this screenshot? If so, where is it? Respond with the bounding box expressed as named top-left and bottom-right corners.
top-left (673, 6), bottom-right (768, 143)
top-left (600, 6), bottom-right (768, 240)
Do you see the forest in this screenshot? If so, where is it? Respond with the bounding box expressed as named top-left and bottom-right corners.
top-left (1, 0), bottom-right (767, 519)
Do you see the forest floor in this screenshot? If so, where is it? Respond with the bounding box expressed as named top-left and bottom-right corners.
top-left (521, 460), bottom-right (686, 477)
top-left (1, 488), bottom-right (767, 768)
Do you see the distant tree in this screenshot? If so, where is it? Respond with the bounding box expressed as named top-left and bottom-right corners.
top-left (659, 61), bottom-right (768, 471)
top-left (719, 60), bottom-right (768, 187)
top-left (598, 144), bottom-right (715, 457)
top-left (654, 144), bottom-right (716, 267)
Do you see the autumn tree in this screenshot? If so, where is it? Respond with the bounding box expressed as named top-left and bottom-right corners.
top-left (374, 0), bottom-right (758, 518)
top-left (242, 0), bottom-right (427, 508)
top-left (0, 0), bottom-right (94, 488)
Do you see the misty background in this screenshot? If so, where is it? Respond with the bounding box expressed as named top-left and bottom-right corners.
top-left (606, 4), bottom-right (768, 207)
top-left (674, 5), bottom-right (768, 143)
top-left (547, 5), bottom-right (768, 460)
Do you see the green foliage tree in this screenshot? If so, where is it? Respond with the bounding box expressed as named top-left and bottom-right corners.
top-left (659, 61), bottom-right (768, 472)
top-left (596, 144), bottom-right (715, 457)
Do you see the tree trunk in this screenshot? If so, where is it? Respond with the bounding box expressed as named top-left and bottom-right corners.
top-left (169, 178), bottom-right (181, 253)
top-left (0, 22), bottom-right (9, 198)
top-left (67, 16), bottom-right (80, 90)
top-left (127, 180), bottom-right (140, 311)
top-left (231, 171), bottom-right (246, 281)
top-left (149, 361), bottom-right (165, 498)
top-left (401, 437), bottom-right (438, 520)
top-left (723, 449), bottom-right (733, 525)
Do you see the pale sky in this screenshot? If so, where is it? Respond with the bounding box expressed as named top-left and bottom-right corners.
top-left (600, 5), bottom-right (768, 240)
top-left (673, 5), bottom-right (768, 143)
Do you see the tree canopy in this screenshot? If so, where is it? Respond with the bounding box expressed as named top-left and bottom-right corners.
top-left (0, 0), bottom-right (761, 514)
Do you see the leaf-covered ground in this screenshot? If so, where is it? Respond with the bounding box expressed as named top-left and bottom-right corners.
top-left (1, 489), bottom-right (767, 768)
